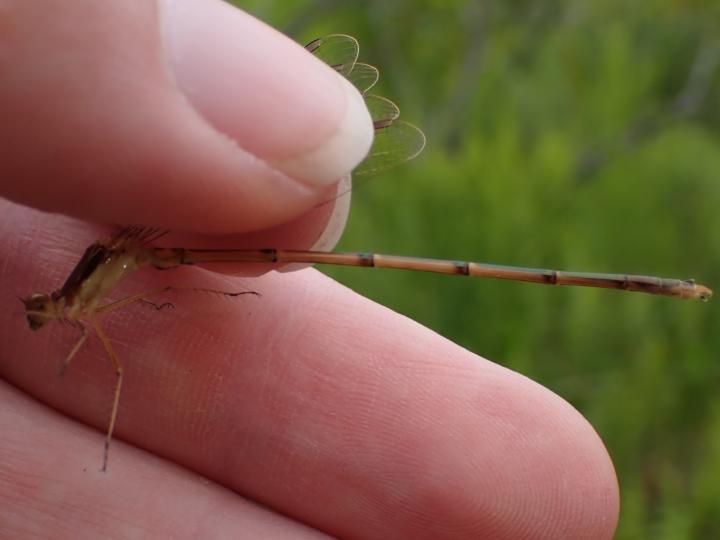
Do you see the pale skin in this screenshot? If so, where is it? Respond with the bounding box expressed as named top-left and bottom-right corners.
top-left (0, 1), bottom-right (619, 539)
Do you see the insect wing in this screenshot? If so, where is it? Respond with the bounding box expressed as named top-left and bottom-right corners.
top-left (305, 34), bottom-right (359, 77)
top-left (347, 62), bottom-right (379, 94)
top-left (354, 120), bottom-right (426, 178)
top-left (365, 94), bottom-right (400, 129)
top-left (305, 34), bottom-right (427, 177)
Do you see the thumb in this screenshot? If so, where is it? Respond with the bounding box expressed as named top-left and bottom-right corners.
top-left (0, 0), bottom-right (372, 234)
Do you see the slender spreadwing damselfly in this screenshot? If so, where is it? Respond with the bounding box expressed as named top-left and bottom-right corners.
top-left (22, 35), bottom-right (713, 471)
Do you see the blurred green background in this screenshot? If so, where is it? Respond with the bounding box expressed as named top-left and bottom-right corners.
top-left (240, 1), bottom-right (719, 537)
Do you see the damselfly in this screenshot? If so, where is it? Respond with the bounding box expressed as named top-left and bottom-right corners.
top-left (22, 35), bottom-right (712, 471)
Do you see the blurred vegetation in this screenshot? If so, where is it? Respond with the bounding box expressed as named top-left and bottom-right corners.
top-left (239, 1), bottom-right (719, 537)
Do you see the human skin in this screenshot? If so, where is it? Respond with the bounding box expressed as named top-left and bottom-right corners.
top-left (0, 1), bottom-right (619, 539)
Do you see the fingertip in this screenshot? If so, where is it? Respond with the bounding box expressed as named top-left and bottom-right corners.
top-left (514, 377), bottom-right (620, 539)
top-left (455, 366), bottom-right (620, 539)
top-left (267, 78), bottom-right (373, 186)
top-left (159, 0), bottom-right (374, 187)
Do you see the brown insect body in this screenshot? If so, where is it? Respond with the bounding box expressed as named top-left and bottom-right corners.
top-left (23, 228), bottom-right (154, 331)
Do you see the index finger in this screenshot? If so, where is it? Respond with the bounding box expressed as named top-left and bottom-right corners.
top-left (2, 204), bottom-right (619, 539)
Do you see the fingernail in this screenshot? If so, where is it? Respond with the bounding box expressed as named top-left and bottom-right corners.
top-left (269, 77), bottom-right (374, 186)
top-left (159, 0), bottom-right (374, 187)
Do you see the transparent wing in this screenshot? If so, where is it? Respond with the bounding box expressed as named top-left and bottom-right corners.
top-left (305, 34), bottom-right (426, 178)
top-left (354, 121), bottom-right (427, 177)
top-left (304, 34), bottom-right (359, 77)
top-left (365, 95), bottom-right (400, 129)
top-left (347, 62), bottom-right (379, 94)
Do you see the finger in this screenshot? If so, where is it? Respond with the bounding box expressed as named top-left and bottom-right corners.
top-left (0, 0), bottom-right (371, 234)
top-left (3, 208), bottom-right (619, 539)
top-left (0, 383), bottom-right (334, 539)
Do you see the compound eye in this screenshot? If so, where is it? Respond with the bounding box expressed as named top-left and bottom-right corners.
top-left (22, 292), bottom-right (49, 310)
top-left (21, 293), bottom-right (52, 331)
top-left (26, 313), bottom-right (47, 331)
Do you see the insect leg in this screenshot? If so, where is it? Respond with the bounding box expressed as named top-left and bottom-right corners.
top-left (95, 286), bottom-right (259, 316)
top-left (89, 319), bottom-right (123, 473)
top-left (59, 324), bottom-right (90, 376)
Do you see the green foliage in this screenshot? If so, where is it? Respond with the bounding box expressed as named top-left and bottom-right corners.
top-left (240, 1), bottom-right (719, 537)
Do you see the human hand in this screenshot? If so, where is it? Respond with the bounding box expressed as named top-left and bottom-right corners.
top-left (0, 1), bottom-right (618, 538)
